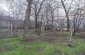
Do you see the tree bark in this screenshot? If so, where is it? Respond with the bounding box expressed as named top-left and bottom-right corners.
top-left (23, 0), bottom-right (33, 41)
top-left (61, 0), bottom-right (70, 31)
top-left (35, 17), bottom-right (38, 32)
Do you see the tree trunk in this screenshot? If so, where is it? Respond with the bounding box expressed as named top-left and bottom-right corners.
top-left (61, 0), bottom-right (70, 31)
top-left (35, 17), bottom-right (38, 32)
top-left (73, 17), bottom-right (76, 36)
top-left (10, 23), bottom-right (13, 35)
top-left (66, 12), bottom-right (70, 32)
top-left (51, 12), bottom-right (54, 31)
top-left (23, 0), bottom-right (33, 41)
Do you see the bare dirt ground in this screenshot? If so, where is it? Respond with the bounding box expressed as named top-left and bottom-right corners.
top-left (80, 32), bottom-right (85, 39)
top-left (30, 31), bottom-right (69, 43)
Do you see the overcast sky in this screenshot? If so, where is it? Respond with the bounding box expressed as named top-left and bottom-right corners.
top-left (0, 0), bottom-right (84, 11)
top-left (0, 0), bottom-right (85, 18)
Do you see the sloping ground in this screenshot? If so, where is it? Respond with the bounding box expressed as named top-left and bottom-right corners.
top-left (0, 31), bottom-right (85, 55)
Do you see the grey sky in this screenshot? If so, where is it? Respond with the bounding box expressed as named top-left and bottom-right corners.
top-left (0, 0), bottom-right (84, 18)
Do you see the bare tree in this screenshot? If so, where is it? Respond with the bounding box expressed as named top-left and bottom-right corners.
top-left (32, 0), bottom-right (46, 32)
top-left (72, 1), bottom-right (85, 35)
top-left (61, 0), bottom-right (73, 31)
top-left (49, 3), bottom-right (56, 31)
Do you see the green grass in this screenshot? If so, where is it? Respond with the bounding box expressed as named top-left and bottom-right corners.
top-left (63, 31), bottom-right (80, 37)
top-left (0, 32), bottom-right (85, 55)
